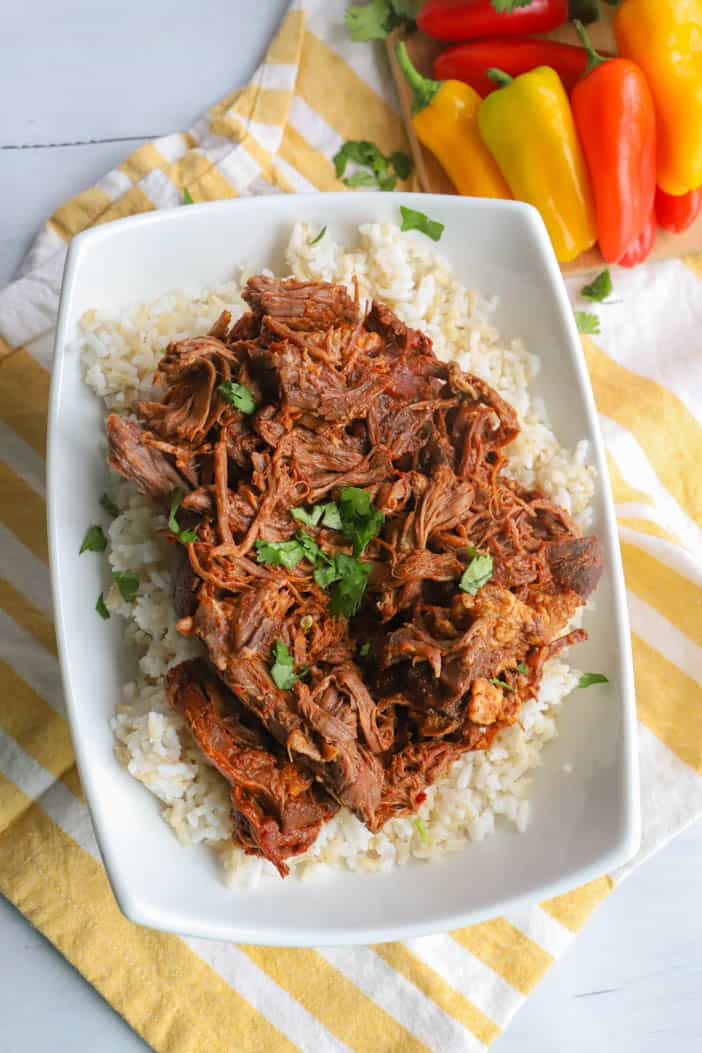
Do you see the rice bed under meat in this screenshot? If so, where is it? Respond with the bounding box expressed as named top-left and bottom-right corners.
top-left (82, 222), bottom-right (594, 888)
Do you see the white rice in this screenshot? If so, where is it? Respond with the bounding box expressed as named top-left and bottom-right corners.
top-left (82, 222), bottom-right (594, 888)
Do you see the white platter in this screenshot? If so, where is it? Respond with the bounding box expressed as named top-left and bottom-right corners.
top-left (48, 193), bottom-right (639, 945)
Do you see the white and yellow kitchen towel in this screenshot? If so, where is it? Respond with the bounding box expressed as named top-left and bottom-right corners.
top-left (1, 2), bottom-right (701, 1050)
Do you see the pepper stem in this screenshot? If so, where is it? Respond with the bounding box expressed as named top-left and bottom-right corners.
top-left (486, 68), bottom-right (514, 88)
top-left (395, 42), bottom-right (441, 114)
top-left (573, 20), bottom-right (607, 73)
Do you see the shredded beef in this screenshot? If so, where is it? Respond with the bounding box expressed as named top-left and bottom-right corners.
top-left (106, 276), bottom-right (603, 875)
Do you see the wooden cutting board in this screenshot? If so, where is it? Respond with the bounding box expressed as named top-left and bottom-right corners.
top-left (387, 12), bottom-right (702, 274)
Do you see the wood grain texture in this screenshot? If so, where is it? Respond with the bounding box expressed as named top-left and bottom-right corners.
top-left (387, 15), bottom-right (702, 276)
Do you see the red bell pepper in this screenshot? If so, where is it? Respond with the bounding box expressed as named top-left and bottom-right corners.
top-left (434, 37), bottom-right (589, 97)
top-left (618, 209), bottom-right (656, 267)
top-left (417, 0), bottom-right (568, 42)
top-left (571, 21), bottom-right (656, 264)
top-left (655, 187), bottom-right (702, 234)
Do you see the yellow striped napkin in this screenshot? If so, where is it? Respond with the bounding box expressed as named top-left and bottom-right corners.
top-left (1, 2), bottom-right (701, 1049)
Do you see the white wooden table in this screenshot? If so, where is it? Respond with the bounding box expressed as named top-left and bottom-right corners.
top-left (1, 3), bottom-right (701, 1050)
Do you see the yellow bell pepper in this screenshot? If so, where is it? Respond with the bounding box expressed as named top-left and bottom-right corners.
top-left (615, 0), bottom-right (702, 197)
top-left (478, 67), bottom-right (596, 262)
top-left (395, 43), bottom-right (511, 200)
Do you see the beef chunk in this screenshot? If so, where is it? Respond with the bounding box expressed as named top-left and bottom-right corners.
top-left (167, 660), bottom-right (337, 876)
top-left (106, 414), bottom-right (192, 502)
top-left (105, 275), bottom-right (603, 874)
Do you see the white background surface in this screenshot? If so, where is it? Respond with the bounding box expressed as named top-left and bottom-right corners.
top-left (0, 2), bottom-right (700, 1050)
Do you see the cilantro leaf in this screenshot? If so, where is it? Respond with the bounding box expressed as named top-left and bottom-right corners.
top-left (575, 311), bottom-right (600, 335)
top-left (96, 593), bottom-right (110, 620)
top-left (399, 205), bottom-right (444, 241)
top-left (168, 489), bottom-right (198, 546)
top-left (112, 570), bottom-right (139, 603)
top-left (291, 501), bottom-right (343, 530)
top-left (516, 662), bottom-right (528, 674)
top-left (291, 505), bottom-right (323, 527)
top-left (168, 489), bottom-right (184, 534)
top-left (459, 551), bottom-right (493, 596)
top-left (80, 524), bottom-right (107, 554)
top-left (218, 380), bottom-right (256, 414)
top-left (580, 269), bottom-right (613, 302)
top-left (308, 225), bottom-right (327, 246)
top-left (333, 139), bottom-right (411, 191)
top-left (270, 640), bottom-right (304, 691)
top-left (359, 641), bottom-right (372, 657)
top-left (328, 554), bottom-right (371, 618)
top-left (255, 538), bottom-right (305, 570)
top-left (345, 170), bottom-right (382, 188)
top-left (297, 530), bottom-right (330, 568)
top-left (413, 817), bottom-right (429, 843)
top-left (338, 486), bottom-right (384, 556)
top-left (345, 0), bottom-right (393, 41)
top-left (100, 492), bottom-right (119, 518)
top-left (390, 150), bottom-right (412, 180)
top-left (320, 503), bottom-right (343, 530)
top-left (577, 672), bottom-right (609, 688)
top-left (334, 140), bottom-right (382, 179)
top-left (314, 561), bottom-right (343, 590)
top-left (182, 187), bottom-right (194, 205)
top-left (489, 677), bottom-right (513, 691)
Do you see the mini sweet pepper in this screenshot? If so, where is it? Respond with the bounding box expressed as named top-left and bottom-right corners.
top-left (571, 21), bottom-right (656, 264)
top-left (478, 66), bottom-right (596, 262)
top-left (615, 0), bottom-right (702, 196)
top-left (395, 42), bottom-right (511, 200)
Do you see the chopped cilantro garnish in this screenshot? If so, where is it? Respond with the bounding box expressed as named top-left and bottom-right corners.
top-left (459, 551), bottom-right (493, 596)
top-left (168, 489), bottom-right (198, 545)
top-left (297, 531), bottom-right (328, 567)
top-left (218, 380), bottom-right (256, 414)
top-left (345, 170), bottom-right (381, 188)
top-left (399, 205), bottom-right (444, 242)
top-left (578, 672), bottom-right (609, 688)
top-left (291, 501), bottom-right (342, 530)
top-left (489, 677), bottom-right (513, 691)
top-left (580, 269), bottom-right (613, 303)
top-left (308, 225), bottom-right (327, 246)
top-left (359, 641), bottom-right (372, 657)
top-left (100, 492), bottom-right (119, 518)
top-left (516, 662), bottom-right (528, 675)
top-left (255, 537), bottom-right (305, 570)
top-left (96, 593), bottom-right (110, 620)
top-left (328, 554), bottom-right (371, 618)
top-left (263, 493), bottom-right (379, 618)
top-left (270, 640), bottom-right (306, 691)
top-left (413, 817), bottom-right (428, 843)
top-left (112, 569), bottom-right (139, 603)
top-left (345, 0), bottom-right (420, 41)
top-left (345, 0), bottom-right (394, 40)
top-left (182, 187), bottom-right (194, 205)
top-left (338, 486), bottom-right (384, 556)
top-left (333, 139), bottom-right (411, 191)
top-left (575, 311), bottom-right (600, 335)
top-left (80, 525), bottom-right (107, 554)
top-left (390, 150), bottom-right (412, 179)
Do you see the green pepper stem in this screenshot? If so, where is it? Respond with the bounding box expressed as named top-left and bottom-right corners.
top-left (573, 19), bottom-right (607, 73)
top-left (486, 68), bottom-right (514, 88)
top-left (395, 42), bottom-right (441, 114)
